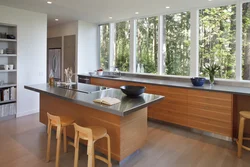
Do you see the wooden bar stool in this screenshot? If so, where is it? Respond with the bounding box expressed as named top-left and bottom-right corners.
top-left (237, 111), bottom-right (250, 158)
top-left (46, 113), bottom-right (74, 167)
top-left (73, 123), bottom-right (112, 167)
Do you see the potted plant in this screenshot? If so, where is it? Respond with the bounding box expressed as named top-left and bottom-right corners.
top-left (204, 63), bottom-right (220, 86)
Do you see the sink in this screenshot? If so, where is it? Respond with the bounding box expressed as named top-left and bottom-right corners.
top-left (101, 75), bottom-right (120, 79)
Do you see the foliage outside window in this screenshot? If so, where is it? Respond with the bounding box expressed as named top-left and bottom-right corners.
top-left (100, 24), bottom-right (109, 70)
top-left (199, 5), bottom-right (236, 79)
top-left (137, 17), bottom-right (158, 74)
top-left (164, 12), bottom-right (191, 76)
top-left (115, 21), bottom-right (130, 72)
top-left (242, 2), bottom-right (250, 80)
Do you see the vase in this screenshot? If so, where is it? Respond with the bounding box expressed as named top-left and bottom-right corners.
top-left (209, 73), bottom-right (215, 86)
top-left (65, 75), bottom-right (72, 84)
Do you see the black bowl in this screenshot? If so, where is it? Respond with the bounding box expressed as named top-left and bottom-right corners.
top-left (120, 85), bottom-right (146, 97)
top-left (191, 77), bottom-right (206, 86)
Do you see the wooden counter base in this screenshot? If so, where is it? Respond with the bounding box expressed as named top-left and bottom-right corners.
top-left (39, 93), bottom-right (148, 162)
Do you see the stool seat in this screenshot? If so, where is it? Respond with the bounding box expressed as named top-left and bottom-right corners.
top-left (87, 126), bottom-right (107, 140)
top-left (240, 111), bottom-right (250, 119)
top-left (60, 116), bottom-right (74, 127)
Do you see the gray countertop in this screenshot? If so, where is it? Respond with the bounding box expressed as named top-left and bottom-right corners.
top-left (78, 74), bottom-right (250, 95)
top-left (24, 84), bottom-right (164, 116)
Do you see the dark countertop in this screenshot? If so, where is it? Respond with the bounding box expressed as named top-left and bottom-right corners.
top-left (78, 74), bottom-right (250, 95)
top-left (24, 84), bottom-right (164, 117)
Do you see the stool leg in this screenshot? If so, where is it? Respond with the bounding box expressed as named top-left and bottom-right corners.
top-left (238, 116), bottom-right (245, 158)
top-left (87, 144), bottom-right (93, 167)
top-left (55, 126), bottom-right (62, 167)
top-left (46, 122), bottom-right (52, 162)
top-left (74, 136), bottom-right (80, 167)
top-left (92, 143), bottom-right (95, 167)
top-left (63, 127), bottom-right (68, 153)
top-left (106, 134), bottom-right (112, 167)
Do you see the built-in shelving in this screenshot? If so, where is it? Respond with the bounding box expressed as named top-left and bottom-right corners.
top-left (0, 54), bottom-right (17, 57)
top-left (0, 23), bottom-right (17, 118)
top-left (0, 38), bottom-right (17, 42)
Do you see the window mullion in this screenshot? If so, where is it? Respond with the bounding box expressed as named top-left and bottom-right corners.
top-left (109, 23), bottom-right (115, 71)
top-left (130, 19), bottom-right (137, 73)
top-left (236, 1), bottom-right (243, 80)
top-left (190, 9), bottom-right (199, 77)
top-left (158, 15), bottom-right (164, 75)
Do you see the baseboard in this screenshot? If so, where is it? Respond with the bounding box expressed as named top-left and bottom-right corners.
top-left (16, 109), bottom-right (39, 118)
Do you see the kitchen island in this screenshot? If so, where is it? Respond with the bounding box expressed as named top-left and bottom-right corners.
top-left (24, 84), bottom-right (164, 162)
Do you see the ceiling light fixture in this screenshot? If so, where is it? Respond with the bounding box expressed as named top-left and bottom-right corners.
top-left (208, 0), bottom-right (212, 1)
top-left (55, 19), bottom-right (59, 21)
top-left (135, 12), bottom-right (139, 15)
top-left (166, 6), bottom-right (170, 9)
top-left (109, 17), bottom-right (113, 19)
top-left (47, 1), bottom-right (52, 4)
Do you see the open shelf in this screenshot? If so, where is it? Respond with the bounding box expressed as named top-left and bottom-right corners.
top-left (0, 83), bottom-right (16, 89)
top-left (0, 38), bottom-right (17, 42)
top-left (0, 54), bottom-right (16, 57)
top-left (0, 70), bottom-right (17, 73)
top-left (0, 100), bottom-right (16, 105)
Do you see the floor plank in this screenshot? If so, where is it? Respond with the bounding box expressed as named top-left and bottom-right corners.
top-left (0, 113), bottom-right (249, 167)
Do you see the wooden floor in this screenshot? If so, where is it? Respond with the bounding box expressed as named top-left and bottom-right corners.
top-left (0, 114), bottom-right (250, 167)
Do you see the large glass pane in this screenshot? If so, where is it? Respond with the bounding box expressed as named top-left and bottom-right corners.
top-left (199, 5), bottom-right (236, 79)
top-left (243, 2), bottom-right (250, 80)
top-left (164, 12), bottom-right (191, 76)
top-left (137, 17), bottom-right (158, 74)
top-left (115, 21), bottom-right (130, 72)
top-left (100, 24), bottom-right (109, 70)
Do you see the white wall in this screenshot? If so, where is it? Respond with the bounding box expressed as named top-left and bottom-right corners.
top-left (47, 21), bottom-right (78, 38)
top-left (77, 20), bottom-right (99, 73)
top-left (0, 5), bottom-right (47, 117)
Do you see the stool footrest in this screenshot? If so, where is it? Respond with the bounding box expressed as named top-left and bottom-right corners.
top-left (242, 145), bottom-right (250, 151)
top-left (95, 155), bottom-right (109, 164)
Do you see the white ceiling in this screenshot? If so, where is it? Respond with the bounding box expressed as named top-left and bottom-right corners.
top-left (0, 0), bottom-right (236, 27)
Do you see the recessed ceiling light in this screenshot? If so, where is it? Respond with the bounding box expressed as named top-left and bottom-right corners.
top-left (109, 17), bottom-right (112, 19)
top-left (166, 6), bottom-right (170, 9)
top-left (55, 19), bottom-right (59, 21)
top-left (47, 1), bottom-right (52, 4)
top-left (135, 12), bottom-right (139, 15)
top-left (208, 0), bottom-right (212, 1)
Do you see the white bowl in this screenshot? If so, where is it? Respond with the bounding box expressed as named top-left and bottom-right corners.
top-left (97, 71), bottom-right (103, 76)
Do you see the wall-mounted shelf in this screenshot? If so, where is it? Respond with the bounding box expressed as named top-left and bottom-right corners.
top-left (0, 38), bottom-right (17, 42)
top-left (0, 100), bottom-right (16, 105)
top-left (0, 54), bottom-right (17, 57)
top-left (0, 83), bottom-right (16, 89)
top-left (0, 70), bottom-right (17, 73)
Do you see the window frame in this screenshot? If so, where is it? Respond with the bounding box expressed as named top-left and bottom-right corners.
top-left (99, 0), bottom-right (247, 82)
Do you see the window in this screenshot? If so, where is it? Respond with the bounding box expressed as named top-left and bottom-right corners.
top-left (100, 24), bottom-right (109, 70)
top-left (137, 17), bottom-right (158, 73)
top-left (199, 5), bottom-right (236, 79)
top-left (243, 2), bottom-right (250, 80)
top-left (164, 12), bottom-right (191, 76)
top-left (115, 21), bottom-right (130, 72)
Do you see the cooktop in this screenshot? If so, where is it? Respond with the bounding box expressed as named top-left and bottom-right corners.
top-left (58, 83), bottom-right (109, 94)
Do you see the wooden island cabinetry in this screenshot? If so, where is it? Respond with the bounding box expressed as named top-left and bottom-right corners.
top-left (90, 78), bottom-right (233, 138)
